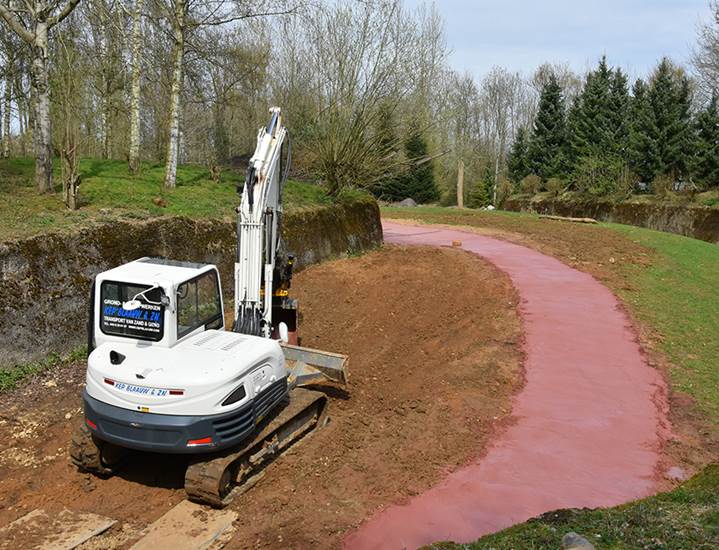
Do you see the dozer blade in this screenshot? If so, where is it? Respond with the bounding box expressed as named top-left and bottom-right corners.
top-left (282, 343), bottom-right (348, 388)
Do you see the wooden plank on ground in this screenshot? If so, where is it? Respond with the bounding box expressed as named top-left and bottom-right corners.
top-left (0, 508), bottom-right (116, 550)
top-left (130, 500), bottom-right (237, 550)
top-left (539, 214), bottom-right (598, 224)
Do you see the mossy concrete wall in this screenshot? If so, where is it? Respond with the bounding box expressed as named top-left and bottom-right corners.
top-left (0, 198), bottom-right (382, 368)
top-left (504, 196), bottom-right (719, 244)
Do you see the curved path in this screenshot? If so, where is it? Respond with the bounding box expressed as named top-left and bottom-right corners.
top-left (344, 221), bottom-right (669, 550)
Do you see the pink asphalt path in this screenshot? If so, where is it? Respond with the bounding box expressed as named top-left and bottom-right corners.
top-left (344, 221), bottom-right (670, 550)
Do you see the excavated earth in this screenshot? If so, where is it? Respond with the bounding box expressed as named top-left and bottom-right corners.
top-left (0, 246), bottom-right (523, 549)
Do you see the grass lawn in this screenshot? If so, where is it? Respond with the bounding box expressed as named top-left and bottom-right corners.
top-left (609, 224), bottom-right (719, 428)
top-left (0, 157), bottom-right (339, 241)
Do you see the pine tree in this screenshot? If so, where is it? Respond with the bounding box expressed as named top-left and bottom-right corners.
top-left (528, 73), bottom-right (568, 179)
top-left (368, 101), bottom-right (402, 200)
top-left (565, 95), bottom-right (583, 169)
top-left (570, 56), bottom-right (613, 162)
top-left (396, 129), bottom-right (439, 204)
top-left (649, 58), bottom-right (694, 181)
top-left (568, 58), bottom-right (630, 176)
top-left (507, 127), bottom-right (530, 183)
top-left (664, 75), bottom-right (694, 179)
top-left (628, 59), bottom-right (694, 186)
top-left (693, 95), bottom-right (719, 188)
top-left (467, 165), bottom-right (493, 208)
top-left (608, 67), bottom-right (631, 158)
top-left (628, 78), bottom-right (661, 183)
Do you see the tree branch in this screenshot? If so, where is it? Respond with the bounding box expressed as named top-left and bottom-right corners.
top-left (0, 3), bottom-right (34, 44)
top-left (48, 0), bottom-right (82, 28)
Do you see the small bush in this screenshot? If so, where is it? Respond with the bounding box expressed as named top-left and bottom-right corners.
top-left (573, 155), bottom-right (625, 197)
top-left (519, 174), bottom-right (541, 195)
top-left (612, 169), bottom-right (641, 201)
top-left (545, 177), bottom-right (565, 197)
top-left (440, 187), bottom-right (458, 207)
top-left (466, 180), bottom-right (491, 209)
top-left (495, 177), bottom-right (515, 207)
top-left (652, 174), bottom-right (674, 197)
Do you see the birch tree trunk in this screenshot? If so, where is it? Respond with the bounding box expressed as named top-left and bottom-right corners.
top-left (0, 0), bottom-right (81, 192)
top-left (128, 0), bottom-right (144, 174)
top-left (102, 94), bottom-right (111, 159)
top-left (2, 78), bottom-right (8, 157)
top-left (31, 20), bottom-right (53, 193)
top-left (164, 0), bottom-right (186, 189)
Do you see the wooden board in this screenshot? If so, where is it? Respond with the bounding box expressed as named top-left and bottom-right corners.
top-left (0, 508), bottom-right (116, 550)
top-left (539, 214), bottom-right (598, 224)
top-left (130, 500), bottom-right (237, 550)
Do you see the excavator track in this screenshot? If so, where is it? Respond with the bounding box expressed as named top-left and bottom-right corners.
top-left (70, 419), bottom-right (127, 476)
top-left (184, 388), bottom-right (329, 508)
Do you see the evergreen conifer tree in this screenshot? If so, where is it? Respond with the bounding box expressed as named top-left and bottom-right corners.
top-left (507, 127), bottom-right (530, 183)
top-left (628, 78), bottom-right (661, 183)
top-left (629, 58), bottom-right (694, 185)
top-left (467, 165), bottom-right (493, 208)
top-left (397, 129), bottom-right (439, 203)
top-left (528, 73), bottom-right (568, 180)
top-left (608, 67), bottom-right (631, 157)
top-left (570, 56), bottom-right (613, 162)
top-left (693, 95), bottom-right (719, 188)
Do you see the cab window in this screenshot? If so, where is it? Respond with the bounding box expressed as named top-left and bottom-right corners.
top-left (177, 271), bottom-right (223, 339)
top-left (100, 281), bottom-right (165, 341)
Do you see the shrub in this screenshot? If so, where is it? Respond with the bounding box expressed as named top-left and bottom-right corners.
top-left (545, 177), bottom-right (565, 197)
top-left (573, 155), bottom-right (625, 197)
top-left (467, 179), bottom-right (491, 209)
top-left (652, 174), bottom-right (674, 197)
top-left (519, 174), bottom-right (542, 195)
top-left (495, 177), bottom-right (515, 207)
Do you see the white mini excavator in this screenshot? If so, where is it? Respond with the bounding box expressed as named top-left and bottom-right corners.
top-left (70, 108), bottom-right (347, 507)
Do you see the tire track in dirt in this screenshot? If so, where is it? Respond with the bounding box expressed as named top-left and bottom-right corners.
top-left (343, 221), bottom-right (671, 549)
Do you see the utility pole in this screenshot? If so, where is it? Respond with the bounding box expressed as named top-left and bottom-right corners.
top-left (457, 159), bottom-right (464, 208)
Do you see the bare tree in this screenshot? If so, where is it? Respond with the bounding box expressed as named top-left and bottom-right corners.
top-left (0, 0), bottom-right (81, 192)
top-left (693, 0), bottom-right (719, 101)
top-left (128, 0), bottom-right (144, 173)
top-left (0, 26), bottom-right (22, 157)
top-left (56, 28), bottom-right (81, 209)
top-left (286, 0), bottom-right (432, 194)
top-left (150, 0), bottom-right (293, 189)
top-left (82, 0), bottom-right (129, 160)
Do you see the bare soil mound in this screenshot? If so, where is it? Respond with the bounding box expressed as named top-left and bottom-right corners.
top-left (0, 246), bottom-right (523, 549)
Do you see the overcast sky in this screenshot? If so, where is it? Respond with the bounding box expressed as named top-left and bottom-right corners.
top-left (406, 0), bottom-right (712, 80)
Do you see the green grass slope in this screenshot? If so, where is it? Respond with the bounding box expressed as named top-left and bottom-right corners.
top-left (0, 157), bottom-right (343, 241)
top-left (610, 224), bottom-right (719, 428)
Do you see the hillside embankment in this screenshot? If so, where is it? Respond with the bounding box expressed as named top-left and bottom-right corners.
top-left (504, 195), bottom-right (719, 244)
top-left (0, 197), bottom-right (382, 368)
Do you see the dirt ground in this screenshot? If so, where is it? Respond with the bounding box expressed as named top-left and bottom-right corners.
top-left (0, 245), bottom-right (523, 549)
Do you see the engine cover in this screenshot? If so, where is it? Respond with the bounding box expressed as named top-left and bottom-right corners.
top-left (85, 330), bottom-right (287, 417)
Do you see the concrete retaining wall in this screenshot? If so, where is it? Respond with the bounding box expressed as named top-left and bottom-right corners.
top-left (0, 198), bottom-right (382, 368)
top-left (504, 196), bottom-right (719, 244)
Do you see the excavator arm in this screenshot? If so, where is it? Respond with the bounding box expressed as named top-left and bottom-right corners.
top-left (234, 108), bottom-right (289, 337)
